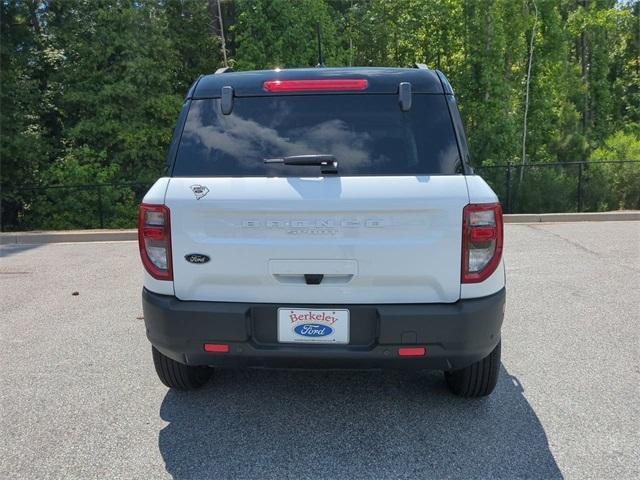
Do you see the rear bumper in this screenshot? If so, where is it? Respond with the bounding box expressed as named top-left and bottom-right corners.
top-left (143, 288), bottom-right (505, 370)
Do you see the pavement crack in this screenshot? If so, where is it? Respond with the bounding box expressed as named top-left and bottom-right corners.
top-left (526, 224), bottom-right (602, 257)
top-left (525, 224), bottom-right (640, 274)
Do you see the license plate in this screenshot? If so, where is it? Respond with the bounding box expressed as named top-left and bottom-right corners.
top-left (277, 308), bottom-right (349, 344)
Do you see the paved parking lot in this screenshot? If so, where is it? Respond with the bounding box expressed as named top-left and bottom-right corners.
top-left (1, 221), bottom-right (638, 479)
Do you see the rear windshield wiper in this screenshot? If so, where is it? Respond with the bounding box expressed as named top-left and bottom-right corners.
top-left (264, 154), bottom-right (338, 174)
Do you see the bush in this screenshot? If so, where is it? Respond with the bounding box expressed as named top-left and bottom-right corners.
top-left (514, 166), bottom-right (579, 213)
top-left (587, 131), bottom-right (640, 210)
top-left (18, 149), bottom-right (147, 230)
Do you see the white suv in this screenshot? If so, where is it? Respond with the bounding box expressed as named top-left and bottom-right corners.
top-left (138, 65), bottom-right (505, 397)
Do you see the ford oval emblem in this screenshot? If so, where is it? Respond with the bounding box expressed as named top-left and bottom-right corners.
top-left (294, 323), bottom-right (333, 337)
top-left (185, 253), bottom-right (210, 264)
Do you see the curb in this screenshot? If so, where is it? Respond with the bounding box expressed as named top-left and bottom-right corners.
top-left (504, 211), bottom-right (640, 223)
top-left (1, 211), bottom-right (638, 245)
top-left (0, 229), bottom-right (137, 245)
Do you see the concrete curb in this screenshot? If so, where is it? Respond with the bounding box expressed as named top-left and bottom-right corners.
top-left (1, 211), bottom-right (638, 245)
top-left (504, 211), bottom-right (640, 223)
top-left (0, 229), bottom-right (137, 245)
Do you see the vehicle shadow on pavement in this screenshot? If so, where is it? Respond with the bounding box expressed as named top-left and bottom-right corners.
top-left (158, 365), bottom-right (562, 479)
top-left (0, 243), bottom-right (43, 258)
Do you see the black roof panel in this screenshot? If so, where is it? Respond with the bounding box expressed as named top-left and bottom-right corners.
top-left (190, 67), bottom-right (445, 98)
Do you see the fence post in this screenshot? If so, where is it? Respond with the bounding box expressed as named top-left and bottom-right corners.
top-left (577, 162), bottom-right (583, 212)
top-left (505, 164), bottom-right (512, 214)
top-left (97, 185), bottom-right (104, 228)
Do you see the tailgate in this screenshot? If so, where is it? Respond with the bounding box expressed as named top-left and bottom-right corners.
top-left (165, 176), bottom-right (469, 304)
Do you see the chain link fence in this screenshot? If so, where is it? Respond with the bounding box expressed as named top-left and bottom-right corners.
top-left (474, 160), bottom-right (640, 214)
top-left (0, 181), bottom-right (154, 232)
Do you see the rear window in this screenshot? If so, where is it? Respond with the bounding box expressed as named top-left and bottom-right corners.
top-left (173, 94), bottom-right (461, 177)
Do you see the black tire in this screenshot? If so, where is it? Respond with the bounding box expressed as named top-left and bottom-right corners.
top-left (445, 341), bottom-right (501, 397)
top-left (152, 346), bottom-right (213, 390)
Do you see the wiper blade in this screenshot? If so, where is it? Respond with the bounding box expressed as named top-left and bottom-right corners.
top-left (264, 154), bottom-right (338, 174)
top-left (264, 154), bottom-right (336, 166)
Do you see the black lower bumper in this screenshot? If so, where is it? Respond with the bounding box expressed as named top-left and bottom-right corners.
top-left (143, 288), bottom-right (505, 370)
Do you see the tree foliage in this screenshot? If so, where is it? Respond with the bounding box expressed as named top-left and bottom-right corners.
top-left (1, 0), bottom-right (639, 229)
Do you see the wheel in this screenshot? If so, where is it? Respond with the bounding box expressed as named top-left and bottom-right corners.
top-left (445, 341), bottom-right (501, 397)
top-left (152, 346), bottom-right (213, 390)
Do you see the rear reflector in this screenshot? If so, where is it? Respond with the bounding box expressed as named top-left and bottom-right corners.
top-left (203, 343), bottom-right (230, 353)
top-left (398, 347), bottom-right (426, 357)
top-left (263, 79), bottom-right (368, 92)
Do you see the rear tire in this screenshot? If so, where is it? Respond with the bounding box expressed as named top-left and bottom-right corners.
top-left (152, 346), bottom-right (213, 390)
top-left (445, 341), bottom-right (501, 397)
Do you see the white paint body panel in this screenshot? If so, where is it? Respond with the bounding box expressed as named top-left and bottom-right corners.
top-left (460, 258), bottom-right (505, 299)
top-left (464, 174), bottom-right (500, 204)
top-left (164, 176), bottom-right (470, 304)
top-left (141, 174), bottom-right (506, 302)
top-left (142, 177), bottom-right (170, 204)
top-left (143, 270), bottom-right (174, 296)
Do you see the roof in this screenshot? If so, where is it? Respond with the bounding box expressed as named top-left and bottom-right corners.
top-left (188, 66), bottom-right (448, 99)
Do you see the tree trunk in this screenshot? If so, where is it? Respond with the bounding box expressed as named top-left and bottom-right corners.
top-left (520, 0), bottom-right (538, 186)
top-left (208, 0), bottom-right (219, 36)
top-left (580, 0), bottom-right (590, 133)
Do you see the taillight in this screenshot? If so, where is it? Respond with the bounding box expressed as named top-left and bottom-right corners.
top-left (461, 203), bottom-right (503, 283)
top-left (138, 203), bottom-right (172, 280)
top-left (263, 79), bottom-right (368, 92)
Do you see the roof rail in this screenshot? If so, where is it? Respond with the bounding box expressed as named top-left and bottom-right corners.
top-left (414, 63), bottom-right (429, 70)
top-left (214, 67), bottom-right (233, 74)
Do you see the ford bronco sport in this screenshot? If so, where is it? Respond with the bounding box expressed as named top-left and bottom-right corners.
top-left (139, 65), bottom-right (505, 397)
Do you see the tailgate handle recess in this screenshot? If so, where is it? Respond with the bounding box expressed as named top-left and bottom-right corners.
top-left (304, 274), bottom-right (324, 285)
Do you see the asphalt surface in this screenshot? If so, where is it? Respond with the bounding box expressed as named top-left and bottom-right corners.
top-left (1, 221), bottom-right (638, 479)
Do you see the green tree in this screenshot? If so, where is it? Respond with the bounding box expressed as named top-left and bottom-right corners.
top-left (0, 0), bottom-right (57, 226)
top-left (45, 0), bottom-right (182, 181)
top-left (2, 0), bottom-right (639, 230)
top-left (586, 130), bottom-right (640, 210)
top-left (165, 0), bottom-right (224, 92)
top-left (232, 0), bottom-right (348, 69)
